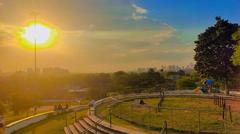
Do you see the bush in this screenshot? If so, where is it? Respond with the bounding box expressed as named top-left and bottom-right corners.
top-left (176, 76), bottom-right (197, 90)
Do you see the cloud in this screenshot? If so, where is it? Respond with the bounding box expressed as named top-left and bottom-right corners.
top-left (132, 4), bottom-right (147, 14)
top-left (132, 13), bottom-right (147, 21)
top-left (61, 24), bottom-right (178, 66)
top-left (131, 3), bottom-right (147, 21)
top-left (0, 23), bottom-right (17, 46)
top-left (64, 26), bottom-right (173, 42)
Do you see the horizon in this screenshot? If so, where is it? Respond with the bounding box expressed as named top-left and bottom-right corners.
top-left (0, 63), bottom-right (195, 74)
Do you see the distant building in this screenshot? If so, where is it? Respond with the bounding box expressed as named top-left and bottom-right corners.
top-left (42, 67), bottom-right (69, 75)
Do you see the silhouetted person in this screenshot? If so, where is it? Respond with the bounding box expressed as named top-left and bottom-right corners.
top-left (140, 99), bottom-right (145, 105)
top-left (89, 100), bottom-right (96, 108)
top-left (65, 104), bottom-right (69, 109)
top-left (34, 106), bottom-right (37, 114)
top-left (58, 104), bottom-right (63, 111)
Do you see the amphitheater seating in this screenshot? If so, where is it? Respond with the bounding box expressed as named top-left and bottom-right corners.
top-left (69, 125), bottom-right (79, 134)
top-left (83, 117), bottom-right (111, 134)
top-left (73, 122), bottom-right (85, 133)
top-left (64, 127), bottom-right (72, 134)
top-left (64, 114), bottom-right (136, 134)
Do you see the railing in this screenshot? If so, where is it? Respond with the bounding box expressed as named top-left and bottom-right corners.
top-left (160, 121), bottom-right (167, 134)
top-left (157, 91), bottom-right (165, 112)
top-left (95, 92), bottom-right (240, 134)
top-left (5, 105), bottom-right (88, 134)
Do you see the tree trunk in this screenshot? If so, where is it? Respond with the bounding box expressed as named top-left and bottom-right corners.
top-left (224, 79), bottom-right (229, 95)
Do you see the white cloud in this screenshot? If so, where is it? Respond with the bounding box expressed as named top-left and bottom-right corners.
top-left (64, 22), bottom-right (175, 46)
top-left (131, 4), bottom-right (147, 21)
top-left (132, 13), bottom-right (147, 21)
top-left (132, 4), bottom-right (147, 14)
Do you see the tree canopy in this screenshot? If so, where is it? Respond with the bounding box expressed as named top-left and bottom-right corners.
top-left (232, 28), bottom-right (240, 65)
top-left (194, 17), bottom-right (239, 94)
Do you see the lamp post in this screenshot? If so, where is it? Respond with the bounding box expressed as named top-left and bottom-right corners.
top-left (33, 13), bottom-right (37, 73)
top-left (108, 106), bottom-right (112, 128)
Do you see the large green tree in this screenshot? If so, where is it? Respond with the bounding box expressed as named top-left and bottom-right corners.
top-left (232, 28), bottom-right (240, 65)
top-left (194, 17), bottom-right (239, 95)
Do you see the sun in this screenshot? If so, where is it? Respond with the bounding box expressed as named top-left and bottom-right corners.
top-left (19, 22), bottom-right (58, 49)
top-left (22, 24), bottom-right (51, 44)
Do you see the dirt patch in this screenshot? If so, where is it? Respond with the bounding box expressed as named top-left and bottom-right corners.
top-left (225, 100), bottom-right (240, 111)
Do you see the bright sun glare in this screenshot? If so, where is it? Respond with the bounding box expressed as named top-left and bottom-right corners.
top-left (19, 22), bottom-right (58, 49)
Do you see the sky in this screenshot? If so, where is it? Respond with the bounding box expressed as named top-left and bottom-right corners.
top-left (0, 0), bottom-right (239, 73)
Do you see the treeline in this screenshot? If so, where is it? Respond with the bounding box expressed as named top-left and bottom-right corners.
top-left (0, 68), bottom-right (195, 114)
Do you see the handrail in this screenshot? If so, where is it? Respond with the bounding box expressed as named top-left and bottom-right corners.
top-left (160, 121), bottom-right (167, 134)
top-left (5, 111), bottom-right (55, 127)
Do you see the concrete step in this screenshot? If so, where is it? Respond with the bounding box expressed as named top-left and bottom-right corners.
top-left (74, 122), bottom-right (87, 134)
top-left (87, 116), bottom-right (127, 134)
top-left (83, 117), bottom-right (111, 134)
top-left (79, 120), bottom-right (96, 134)
top-left (69, 125), bottom-right (80, 134)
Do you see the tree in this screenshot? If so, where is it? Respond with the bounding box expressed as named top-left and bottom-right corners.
top-left (86, 73), bottom-right (112, 99)
top-left (176, 76), bottom-right (197, 90)
top-left (9, 92), bottom-right (38, 114)
top-left (232, 28), bottom-right (240, 65)
top-left (194, 17), bottom-right (239, 95)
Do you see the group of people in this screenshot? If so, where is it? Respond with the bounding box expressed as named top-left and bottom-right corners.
top-left (54, 104), bottom-right (69, 111)
top-left (195, 79), bottom-right (220, 94)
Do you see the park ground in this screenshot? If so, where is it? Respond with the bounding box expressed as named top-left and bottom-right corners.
top-left (96, 96), bottom-right (240, 134)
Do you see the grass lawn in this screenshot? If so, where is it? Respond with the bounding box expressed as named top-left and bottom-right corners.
top-left (13, 109), bottom-right (87, 134)
top-left (4, 99), bottom-right (90, 125)
top-left (96, 97), bottom-right (228, 133)
top-left (95, 101), bottom-right (160, 134)
top-left (4, 107), bottom-right (52, 125)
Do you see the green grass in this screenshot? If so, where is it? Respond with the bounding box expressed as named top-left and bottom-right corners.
top-left (4, 99), bottom-right (89, 125)
top-left (4, 108), bottom-right (52, 125)
top-left (95, 101), bottom-right (160, 134)
top-left (96, 97), bottom-right (228, 133)
top-left (13, 110), bottom-right (87, 134)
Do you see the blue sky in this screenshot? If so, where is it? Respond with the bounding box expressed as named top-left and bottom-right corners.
top-left (0, 0), bottom-right (239, 72)
top-left (141, 0), bottom-right (240, 27)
